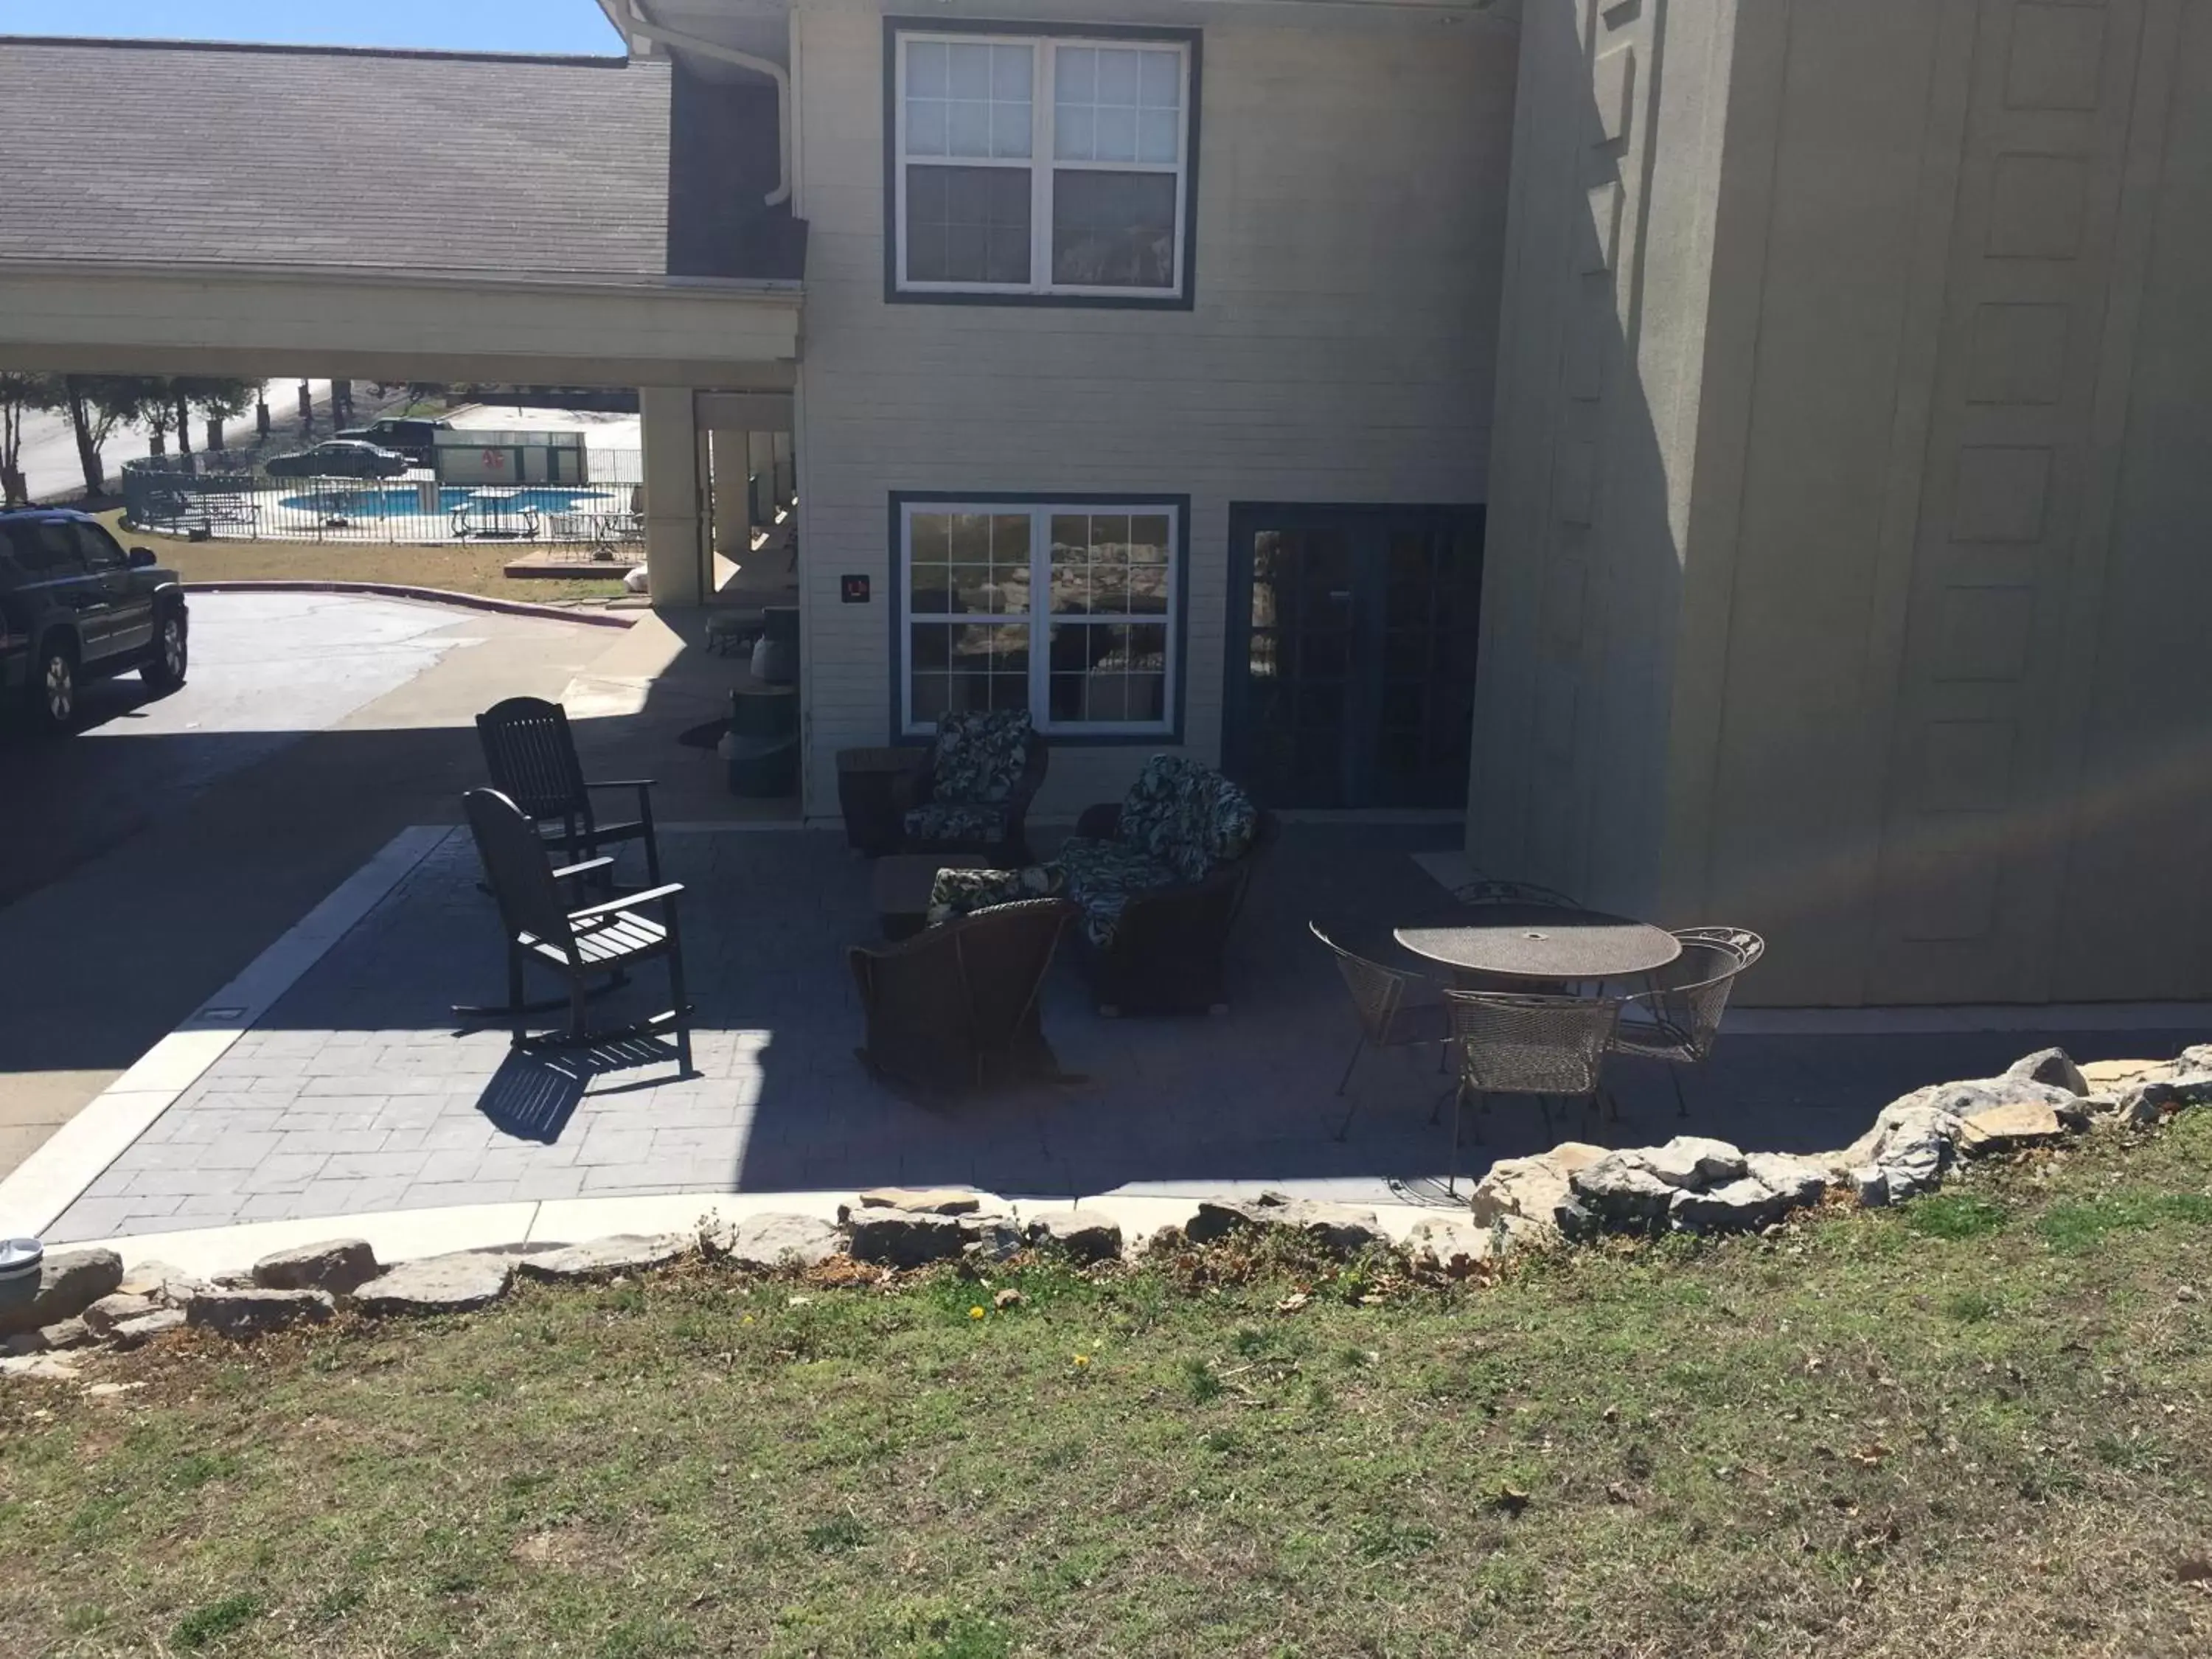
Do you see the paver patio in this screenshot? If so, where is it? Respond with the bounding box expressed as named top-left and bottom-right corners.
top-left (45, 823), bottom-right (2201, 1242)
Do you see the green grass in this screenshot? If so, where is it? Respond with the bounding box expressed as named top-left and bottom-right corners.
top-left (3, 1116), bottom-right (2211, 1657)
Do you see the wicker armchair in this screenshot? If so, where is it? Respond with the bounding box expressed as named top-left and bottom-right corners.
top-left (892, 710), bottom-right (1051, 866)
top-left (1309, 921), bottom-right (1452, 1141)
top-left (1613, 927), bottom-right (1766, 1117)
top-left (1441, 990), bottom-right (1624, 1194)
top-left (848, 897), bottom-right (1074, 1097)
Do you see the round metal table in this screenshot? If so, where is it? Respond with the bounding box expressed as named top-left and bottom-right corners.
top-left (1394, 905), bottom-right (1681, 984)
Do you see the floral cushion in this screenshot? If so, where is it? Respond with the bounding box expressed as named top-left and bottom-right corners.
top-left (929, 709), bottom-right (1032, 806)
top-left (925, 863), bottom-right (1065, 928)
top-left (1049, 835), bottom-right (1181, 946)
top-left (903, 801), bottom-right (1011, 849)
top-left (1112, 755), bottom-right (1261, 883)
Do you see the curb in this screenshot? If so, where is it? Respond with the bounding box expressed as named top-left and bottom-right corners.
top-left (180, 580), bottom-right (636, 629)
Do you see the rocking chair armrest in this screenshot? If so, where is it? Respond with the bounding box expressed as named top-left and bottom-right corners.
top-left (567, 881), bottom-right (686, 922)
top-left (551, 855), bottom-right (616, 880)
top-left (583, 777), bottom-right (657, 790)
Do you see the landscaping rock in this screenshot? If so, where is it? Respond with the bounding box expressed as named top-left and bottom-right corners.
top-left (116, 1260), bottom-right (206, 1304)
top-left (82, 1293), bottom-right (161, 1337)
top-left (518, 1234), bottom-right (691, 1284)
top-left (1640, 1136), bottom-right (1749, 1190)
top-left (1744, 1152), bottom-right (1833, 1211)
top-left (1851, 1165), bottom-right (1890, 1208)
top-left (108, 1309), bottom-right (187, 1349)
top-left (1881, 1135), bottom-right (1947, 1201)
top-left (0, 1247), bottom-right (122, 1338)
top-left (186, 1287), bottom-right (335, 1338)
top-left (1669, 1178), bottom-right (1787, 1234)
top-left (40, 1318), bottom-right (96, 1351)
top-left (1571, 1155), bottom-right (1678, 1231)
top-left (252, 1239), bottom-right (380, 1296)
top-left (2007, 1047), bottom-right (2088, 1096)
top-left (1402, 1215), bottom-right (1501, 1276)
top-left (850, 1187), bottom-right (989, 1217)
top-left (966, 1219), bottom-right (1026, 1262)
top-left (1467, 1144), bottom-right (1604, 1239)
top-left (1026, 1209), bottom-right (1124, 1263)
top-left (701, 1212), bottom-right (844, 1270)
top-left (1184, 1192), bottom-right (1385, 1255)
top-left (0, 1352), bottom-right (83, 1380)
top-left (845, 1211), bottom-right (973, 1269)
top-left (1958, 1099), bottom-right (2077, 1154)
top-left (352, 1253), bottom-right (515, 1316)
top-left (2178, 1044), bottom-right (2212, 1073)
top-left (2080, 1057), bottom-right (2170, 1091)
top-left (1841, 1099), bottom-right (1972, 1197)
top-left (2111, 1074), bottom-right (2212, 1127)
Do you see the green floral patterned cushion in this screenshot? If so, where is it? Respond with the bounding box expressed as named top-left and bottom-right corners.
top-left (925, 863), bottom-right (1065, 928)
top-left (1113, 755), bottom-right (1260, 883)
top-left (903, 801), bottom-right (1011, 848)
top-left (930, 709), bottom-right (1032, 806)
top-left (1049, 836), bottom-right (1181, 946)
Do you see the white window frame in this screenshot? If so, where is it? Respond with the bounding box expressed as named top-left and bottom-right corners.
top-left (900, 498), bottom-right (1181, 737)
top-left (892, 29), bottom-right (1192, 299)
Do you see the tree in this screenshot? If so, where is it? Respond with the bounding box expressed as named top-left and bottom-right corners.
top-left (60, 375), bottom-right (166, 498)
top-left (0, 371), bottom-right (63, 505)
top-left (177, 377), bottom-right (255, 453)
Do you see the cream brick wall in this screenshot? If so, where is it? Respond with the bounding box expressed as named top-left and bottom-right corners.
top-left (790, 1), bottom-right (1515, 813)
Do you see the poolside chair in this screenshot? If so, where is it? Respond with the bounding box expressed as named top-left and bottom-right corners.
top-left (1613, 928), bottom-right (1766, 1118)
top-left (1309, 921), bottom-right (1453, 1141)
top-left (1440, 990), bottom-right (1624, 1195)
top-left (463, 788), bottom-right (692, 1070)
top-left (476, 695), bottom-right (660, 889)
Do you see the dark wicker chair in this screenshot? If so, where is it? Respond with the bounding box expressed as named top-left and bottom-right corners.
top-left (462, 788), bottom-right (692, 1070)
top-left (892, 712), bottom-right (1051, 866)
top-left (1064, 801), bottom-right (1276, 1016)
top-left (1613, 927), bottom-right (1766, 1117)
top-left (1440, 990), bottom-right (1623, 1194)
top-left (848, 897), bottom-right (1074, 1097)
top-left (476, 696), bottom-right (659, 888)
top-left (1309, 920), bottom-right (1453, 1141)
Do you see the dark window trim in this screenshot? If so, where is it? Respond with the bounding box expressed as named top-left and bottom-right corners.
top-left (881, 16), bottom-right (1203, 311)
top-left (887, 488), bottom-right (1193, 747)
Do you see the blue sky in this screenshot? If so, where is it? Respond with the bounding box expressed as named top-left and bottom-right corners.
top-left (3, 1), bottom-right (625, 55)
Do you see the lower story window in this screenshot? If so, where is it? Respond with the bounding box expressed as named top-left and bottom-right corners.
top-left (901, 498), bottom-right (1180, 737)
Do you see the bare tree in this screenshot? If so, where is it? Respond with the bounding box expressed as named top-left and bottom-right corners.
top-left (0, 371), bottom-right (63, 504)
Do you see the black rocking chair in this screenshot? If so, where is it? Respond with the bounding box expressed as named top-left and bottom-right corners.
top-left (462, 787), bottom-right (693, 1071)
top-left (476, 696), bottom-right (661, 888)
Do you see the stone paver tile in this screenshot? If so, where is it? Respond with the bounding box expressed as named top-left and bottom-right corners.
top-left (318, 1150), bottom-right (432, 1182)
top-left (397, 1181), bottom-right (518, 1210)
top-left (509, 1169), bottom-right (587, 1201)
top-left (178, 1133), bottom-right (287, 1172)
top-left (414, 1147), bottom-right (490, 1184)
top-left (292, 1177), bottom-right (417, 1214)
top-left (472, 1146), bottom-right (580, 1183)
top-left (571, 1129), bottom-right (658, 1167)
top-left (240, 1152), bottom-right (332, 1193)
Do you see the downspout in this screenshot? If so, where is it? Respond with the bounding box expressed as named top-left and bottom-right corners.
top-left (625, 0), bottom-right (793, 207)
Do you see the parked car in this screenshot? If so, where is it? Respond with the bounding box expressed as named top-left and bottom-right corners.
top-left (335, 416), bottom-right (452, 467)
top-left (262, 439), bottom-right (411, 480)
top-left (0, 508), bottom-right (187, 731)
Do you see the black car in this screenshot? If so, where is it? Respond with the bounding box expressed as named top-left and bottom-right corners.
top-left (335, 416), bottom-right (451, 467)
top-left (262, 439), bottom-right (411, 480)
top-left (0, 508), bottom-right (187, 731)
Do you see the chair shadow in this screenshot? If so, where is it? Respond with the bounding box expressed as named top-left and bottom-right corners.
top-left (474, 1034), bottom-right (689, 1142)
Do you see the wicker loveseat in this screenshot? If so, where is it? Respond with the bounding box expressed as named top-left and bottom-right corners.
top-left (1051, 756), bottom-right (1274, 1015)
top-left (891, 709), bottom-right (1050, 866)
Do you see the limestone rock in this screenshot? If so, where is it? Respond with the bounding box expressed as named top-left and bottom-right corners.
top-left (702, 1212), bottom-right (844, 1270)
top-left (0, 1248), bottom-right (123, 1338)
top-left (966, 1218), bottom-right (1026, 1262)
top-left (1744, 1152), bottom-right (1832, 1211)
top-left (1571, 1155), bottom-right (1677, 1231)
top-left (109, 1309), bottom-right (187, 1349)
top-left (1882, 1135), bottom-right (1946, 1201)
top-left (81, 1293), bottom-right (161, 1337)
top-left (2081, 1057), bottom-right (2171, 1091)
top-left (1851, 1165), bottom-right (1890, 1207)
top-left (116, 1260), bottom-right (206, 1304)
top-left (253, 1239), bottom-right (380, 1296)
top-left (2177, 1045), bottom-right (2212, 1074)
top-left (1402, 1215), bottom-right (1501, 1276)
top-left (849, 1187), bottom-right (990, 1218)
top-left (352, 1253), bottom-right (515, 1315)
top-left (1026, 1209), bottom-right (1124, 1263)
top-left (844, 1210), bottom-right (972, 1268)
top-left (186, 1287), bottom-right (335, 1338)
top-left (4, 1318), bottom-right (93, 1357)
top-left (1183, 1192), bottom-right (1384, 1255)
top-left (1958, 1099), bottom-right (2076, 1155)
top-left (0, 1352), bottom-right (83, 1380)
top-left (1467, 1144), bottom-right (1603, 1239)
top-left (1641, 1136), bottom-right (1748, 1190)
top-left (518, 1234), bottom-right (690, 1284)
top-left (2007, 1047), bottom-right (2088, 1096)
top-left (2111, 1074), bottom-right (2212, 1127)
top-left (1669, 1178), bottom-right (1787, 1234)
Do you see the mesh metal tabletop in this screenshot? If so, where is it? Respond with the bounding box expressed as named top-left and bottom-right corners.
top-left (1394, 905), bottom-right (1682, 981)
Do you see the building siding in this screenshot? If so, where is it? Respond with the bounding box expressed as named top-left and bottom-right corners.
top-left (792, 1), bottom-right (1515, 812)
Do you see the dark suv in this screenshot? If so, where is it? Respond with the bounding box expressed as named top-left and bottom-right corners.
top-left (335, 417), bottom-right (451, 467)
top-left (0, 509), bottom-right (188, 731)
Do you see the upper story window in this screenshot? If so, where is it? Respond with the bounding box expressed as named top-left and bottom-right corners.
top-left (888, 23), bottom-right (1200, 307)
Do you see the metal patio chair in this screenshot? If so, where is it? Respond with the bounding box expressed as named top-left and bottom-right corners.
top-left (476, 695), bottom-right (660, 889)
top-left (1309, 920), bottom-right (1453, 1141)
top-left (463, 787), bottom-right (693, 1071)
top-left (1440, 990), bottom-right (1624, 1195)
top-left (1613, 927), bottom-right (1766, 1117)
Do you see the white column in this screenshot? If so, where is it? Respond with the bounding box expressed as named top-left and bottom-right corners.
top-left (710, 428), bottom-right (753, 558)
top-left (639, 387), bottom-right (704, 608)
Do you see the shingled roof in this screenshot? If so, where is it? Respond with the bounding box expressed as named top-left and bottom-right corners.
top-left (0, 36), bottom-right (690, 284)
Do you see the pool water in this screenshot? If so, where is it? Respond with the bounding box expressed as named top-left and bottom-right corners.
top-left (275, 485), bottom-right (618, 520)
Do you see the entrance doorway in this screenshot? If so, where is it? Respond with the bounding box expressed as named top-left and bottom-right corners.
top-left (1222, 503), bottom-right (1484, 809)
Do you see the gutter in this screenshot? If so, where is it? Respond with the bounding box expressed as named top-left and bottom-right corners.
top-left (625, 1), bottom-right (793, 209)
top-left (0, 257), bottom-right (801, 302)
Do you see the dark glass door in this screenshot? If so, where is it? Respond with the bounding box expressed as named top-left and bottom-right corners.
top-left (1224, 504), bottom-right (1484, 809)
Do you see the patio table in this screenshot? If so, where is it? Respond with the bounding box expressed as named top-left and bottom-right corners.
top-left (1394, 904), bottom-right (1680, 985)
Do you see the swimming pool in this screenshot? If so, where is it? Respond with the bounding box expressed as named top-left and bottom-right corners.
top-left (274, 485), bottom-right (619, 520)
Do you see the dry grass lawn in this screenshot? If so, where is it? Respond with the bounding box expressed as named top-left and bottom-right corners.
top-left (2, 1116), bottom-right (2209, 1657)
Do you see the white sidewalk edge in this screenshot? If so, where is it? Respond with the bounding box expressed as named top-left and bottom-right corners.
top-left (0, 825), bottom-right (456, 1240)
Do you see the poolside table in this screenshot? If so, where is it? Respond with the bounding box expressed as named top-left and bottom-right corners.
top-left (1395, 904), bottom-right (1680, 987)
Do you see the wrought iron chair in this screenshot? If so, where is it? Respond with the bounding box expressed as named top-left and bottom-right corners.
top-left (1452, 877), bottom-right (1585, 909)
top-left (1613, 927), bottom-right (1766, 1117)
top-left (475, 696), bottom-right (660, 889)
top-left (1309, 921), bottom-right (1453, 1141)
top-left (462, 788), bottom-right (692, 1071)
top-left (1440, 990), bottom-right (1624, 1194)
